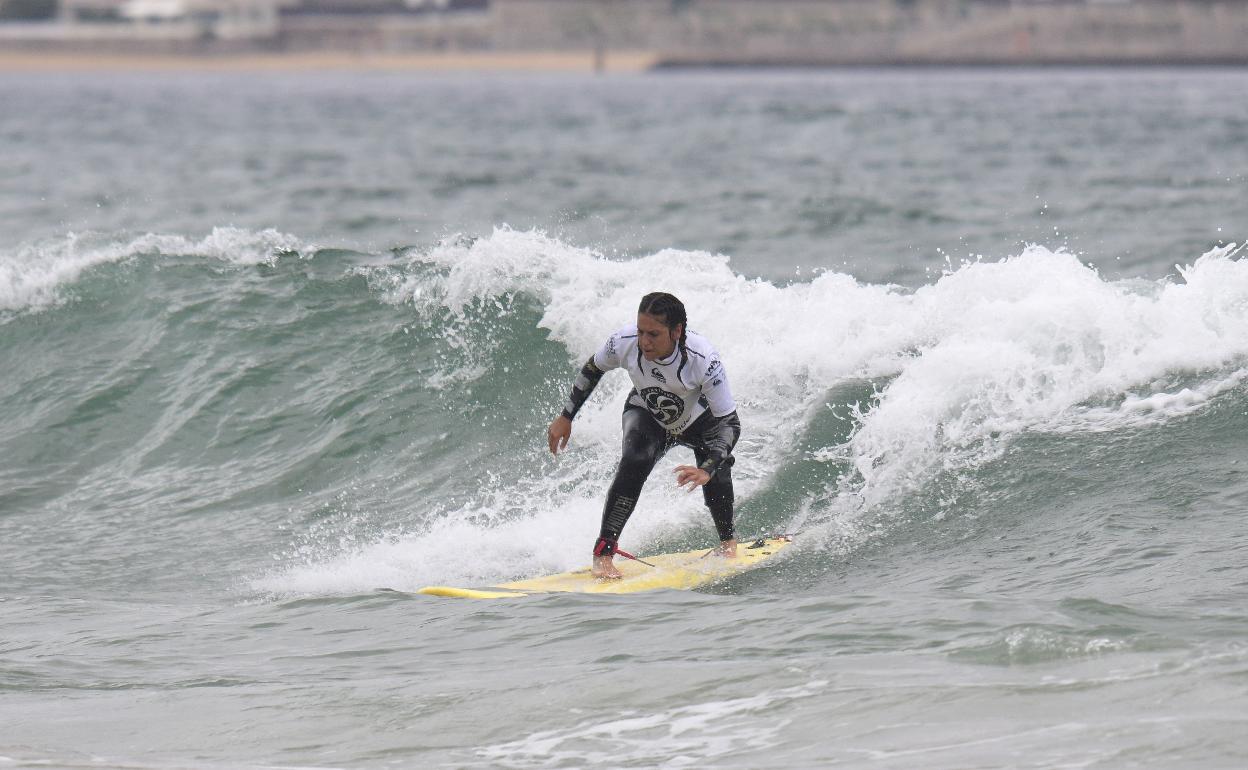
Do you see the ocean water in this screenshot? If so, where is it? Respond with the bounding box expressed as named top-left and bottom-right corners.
top-left (2, 69), bottom-right (1248, 768)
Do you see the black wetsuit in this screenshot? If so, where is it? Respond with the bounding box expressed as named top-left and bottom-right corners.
top-left (561, 325), bottom-right (741, 555)
top-left (600, 401), bottom-right (740, 548)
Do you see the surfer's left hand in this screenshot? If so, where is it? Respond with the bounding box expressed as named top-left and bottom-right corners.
top-left (674, 465), bottom-right (710, 491)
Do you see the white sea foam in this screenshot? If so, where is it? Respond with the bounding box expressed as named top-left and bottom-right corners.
top-left (254, 492), bottom-right (624, 596)
top-left (0, 228), bottom-right (304, 313)
top-left (475, 679), bottom-right (826, 768)
top-left (839, 241), bottom-right (1248, 511)
top-left (251, 465), bottom-right (717, 597)
top-left (260, 229), bottom-right (1248, 596)
top-left (397, 227), bottom-right (909, 484)
top-left (406, 230), bottom-right (1248, 503)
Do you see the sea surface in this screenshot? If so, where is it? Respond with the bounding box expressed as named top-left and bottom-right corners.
top-left (2, 69), bottom-right (1248, 769)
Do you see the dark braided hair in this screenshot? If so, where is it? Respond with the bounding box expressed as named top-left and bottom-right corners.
top-left (638, 292), bottom-right (691, 386)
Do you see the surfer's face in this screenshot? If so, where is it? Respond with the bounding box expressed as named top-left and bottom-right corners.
top-left (637, 312), bottom-right (681, 361)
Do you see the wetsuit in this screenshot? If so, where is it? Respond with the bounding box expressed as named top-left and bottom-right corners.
top-left (561, 325), bottom-right (741, 555)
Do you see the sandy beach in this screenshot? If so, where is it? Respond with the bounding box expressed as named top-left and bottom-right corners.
top-left (0, 49), bottom-right (661, 73)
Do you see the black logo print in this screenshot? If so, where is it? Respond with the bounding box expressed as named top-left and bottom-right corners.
top-left (650, 367), bottom-right (667, 383)
top-left (639, 386), bottom-right (685, 425)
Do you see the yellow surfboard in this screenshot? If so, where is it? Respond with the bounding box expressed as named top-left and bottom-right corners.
top-left (418, 536), bottom-right (793, 599)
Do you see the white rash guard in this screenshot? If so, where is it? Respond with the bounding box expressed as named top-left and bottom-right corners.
top-left (591, 325), bottom-right (736, 435)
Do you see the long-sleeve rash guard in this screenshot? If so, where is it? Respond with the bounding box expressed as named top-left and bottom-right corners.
top-left (561, 326), bottom-right (741, 476)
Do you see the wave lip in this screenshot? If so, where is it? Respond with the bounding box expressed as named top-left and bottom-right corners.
top-left (0, 227), bottom-right (304, 314)
top-left (829, 243), bottom-right (1248, 514)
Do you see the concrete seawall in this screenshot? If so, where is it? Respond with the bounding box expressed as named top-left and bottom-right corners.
top-left (2, 0), bottom-right (1247, 67)
top-left (494, 0), bottom-right (1248, 66)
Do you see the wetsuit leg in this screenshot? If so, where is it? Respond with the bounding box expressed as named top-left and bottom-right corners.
top-left (694, 447), bottom-right (735, 542)
top-left (598, 404), bottom-right (669, 548)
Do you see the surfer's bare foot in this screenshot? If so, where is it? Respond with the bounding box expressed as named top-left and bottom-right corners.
top-left (713, 539), bottom-right (738, 558)
top-left (592, 555), bottom-right (622, 580)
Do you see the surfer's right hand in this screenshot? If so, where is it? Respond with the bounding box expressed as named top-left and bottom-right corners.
top-left (548, 415), bottom-right (572, 455)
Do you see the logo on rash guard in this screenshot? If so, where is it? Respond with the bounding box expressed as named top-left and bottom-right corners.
top-left (650, 367), bottom-right (666, 383)
top-left (640, 386), bottom-right (684, 425)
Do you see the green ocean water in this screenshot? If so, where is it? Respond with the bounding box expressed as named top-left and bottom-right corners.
top-left (2, 70), bottom-right (1248, 768)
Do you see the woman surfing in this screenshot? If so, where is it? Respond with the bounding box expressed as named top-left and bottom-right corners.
top-left (547, 292), bottom-right (742, 579)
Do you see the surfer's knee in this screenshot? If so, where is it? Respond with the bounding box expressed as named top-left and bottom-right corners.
top-left (601, 441), bottom-right (656, 546)
top-left (621, 417), bottom-right (664, 457)
top-left (609, 456), bottom-right (651, 503)
top-left (619, 404), bottom-right (666, 471)
top-left (615, 438), bottom-right (663, 488)
top-left (618, 442), bottom-right (654, 471)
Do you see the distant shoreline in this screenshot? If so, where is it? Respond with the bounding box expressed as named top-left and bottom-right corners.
top-left (0, 50), bottom-right (661, 74)
top-left (2, 50), bottom-right (1246, 74)
top-left (656, 57), bottom-right (1248, 70)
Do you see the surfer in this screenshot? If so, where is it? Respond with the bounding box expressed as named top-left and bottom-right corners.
top-left (547, 292), bottom-right (741, 579)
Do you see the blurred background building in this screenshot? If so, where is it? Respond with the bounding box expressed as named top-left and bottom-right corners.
top-left (1, 0), bottom-right (1246, 65)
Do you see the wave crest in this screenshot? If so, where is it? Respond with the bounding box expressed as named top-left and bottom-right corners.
top-left (0, 227), bottom-right (305, 314)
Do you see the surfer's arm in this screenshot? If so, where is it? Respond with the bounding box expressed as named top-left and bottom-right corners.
top-left (675, 409), bottom-right (741, 488)
top-left (692, 350), bottom-right (738, 476)
top-left (676, 348), bottom-right (739, 486)
top-left (560, 357), bottom-right (606, 420)
top-left (701, 354), bottom-right (736, 417)
top-left (560, 327), bottom-right (628, 420)
top-left (549, 357), bottom-right (607, 455)
top-left (696, 409), bottom-right (741, 478)
top-left (550, 332), bottom-right (625, 455)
